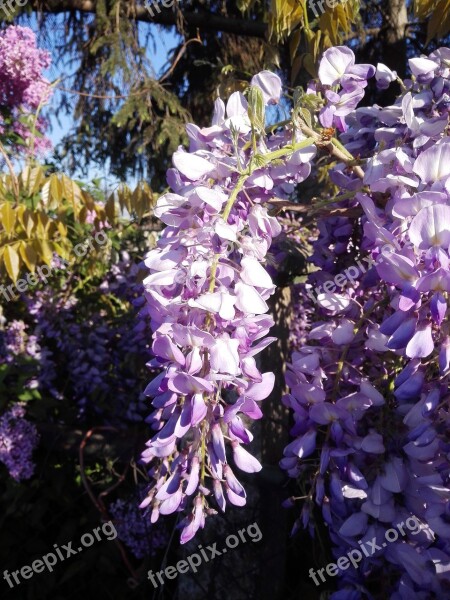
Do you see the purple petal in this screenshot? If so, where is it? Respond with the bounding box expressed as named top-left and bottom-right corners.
top-left (408, 57), bottom-right (438, 78)
top-left (232, 443), bottom-right (262, 473)
top-left (439, 338), bottom-right (450, 374)
top-left (153, 335), bottom-right (185, 365)
top-left (375, 63), bottom-right (396, 89)
top-left (224, 465), bottom-right (247, 506)
top-left (240, 256), bottom-right (274, 288)
top-left (379, 457), bottom-right (408, 492)
top-left (339, 512), bottom-right (368, 537)
top-left (228, 416), bottom-right (251, 444)
top-left (431, 292), bottom-right (447, 325)
top-left (168, 373), bottom-right (214, 394)
top-left (235, 282), bottom-right (268, 314)
top-left (174, 401), bottom-right (192, 437)
top-left (211, 424), bottom-right (226, 463)
top-left (245, 372), bottom-right (275, 401)
top-left (409, 204), bottom-right (450, 249)
top-left (318, 46), bottom-right (355, 86)
top-left (386, 318), bottom-right (416, 350)
top-left (156, 471), bottom-right (181, 501)
top-left (283, 430), bottom-right (316, 458)
top-left (250, 71), bottom-right (282, 104)
top-left (376, 253), bottom-right (418, 285)
top-left (213, 479), bottom-right (226, 511)
top-left (191, 393), bottom-right (208, 426)
top-left (212, 98), bottom-right (225, 125)
top-left (413, 140), bottom-right (450, 184)
top-left (210, 336), bottom-right (240, 375)
top-left (180, 497), bottom-right (205, 544)
top-left (406, 323), bottom-right (434, 358)
top-left (309, 403), bottom-right (347, 425)
top-left (361, 431), bottom-right (385, 454)
top-left (159, 488), bottom-right (183, 515)
top-left (394, 371), bottom-right (424, 401)
top-left (185, 457), bottom-right (200, 496)
top-left (173, 150), bottom-right (215, 181)
top-left (226, 91), bottom-right (248, 118)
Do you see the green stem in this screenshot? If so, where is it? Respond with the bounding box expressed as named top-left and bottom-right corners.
top-left (222, 173), bottom-right (247, 221)
top-left (208, 137), bottom-right (316, 296)
top-left (302, 0), bottom-right (310, 28)
top-left (330, 138), bottom-right (355, 161)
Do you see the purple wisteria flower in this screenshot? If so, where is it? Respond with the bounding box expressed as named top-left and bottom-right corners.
top-left (138, 40), bottom-right (450, 597)
top-left (0, 404), bottom-right (39, 481)
top-left (315, 46), bottom-right (375, 131)
top-left (282, 44), bottom-right (450, 599)
top-left (109, 494), bottom-right (169, 559)
top-left (139, 70), bottom-right (316, 543)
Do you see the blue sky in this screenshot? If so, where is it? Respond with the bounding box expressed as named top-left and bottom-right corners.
top-left (30, 13), bottom-right (181, 182)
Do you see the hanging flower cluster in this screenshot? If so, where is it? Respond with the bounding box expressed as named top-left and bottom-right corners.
top-left (283, 47), bottom-right (450, 598)
top-left (109, 489), bottom-right (169, 559)
top-left (0, 404), bottom-right (39, 481)
top-left (142, 38), bottom-right (450, 595)
top-left (139, 72), bottom-right (321, 543)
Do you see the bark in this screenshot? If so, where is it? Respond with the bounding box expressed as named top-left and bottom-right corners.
top-left (257, 285), bottom-right (293, 600)
top-left (382, 0), bottom-right (409, 78)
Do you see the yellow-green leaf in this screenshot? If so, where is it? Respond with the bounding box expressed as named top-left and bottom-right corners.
top-left (19, 241), bottom-right (38, 273)
top-left (1, 202), bottom-right (15, 236)
top-left (3, 244), bottom-right (20, 282)
top-left (33, 239), bottom-right (53, 266)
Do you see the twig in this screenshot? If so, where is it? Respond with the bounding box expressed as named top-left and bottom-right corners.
top-left (79, 427), bottom-right (140, 584)
top-left (159, 34), bottom-right (203, 84)
top-left (56, 86), bottom-right (150, 100)
top-left (299, 122), bottom-right (365, 179)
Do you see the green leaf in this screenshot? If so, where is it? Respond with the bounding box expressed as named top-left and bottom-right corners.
top-left (247, 85), bottom-right (266, 133)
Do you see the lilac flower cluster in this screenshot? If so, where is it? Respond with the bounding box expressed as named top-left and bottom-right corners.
top-left (139, 72), bottom-right (319, 542)
top-left (0, 404), bottom-right (39, 481)
top-left (282, 47), bottom-right (450, 598)
top-left (0, 25), bottom-right (52, 155)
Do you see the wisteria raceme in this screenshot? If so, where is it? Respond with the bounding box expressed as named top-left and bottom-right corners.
top-left (139, 72), bottom-right (318, 543)
top-left (24, 254), bottom-right (151, 422)
top-left (0, 404), bottom-right (39, 481)
top-left (282, 46), bottom-right (450, 599)
top-left (134, 40), bottom-right (450, 593)
top-left (109, 492), bottom-right (169, 559)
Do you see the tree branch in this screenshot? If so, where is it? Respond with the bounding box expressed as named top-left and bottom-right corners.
top-left (31, 0), bottom-right (267, 38)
